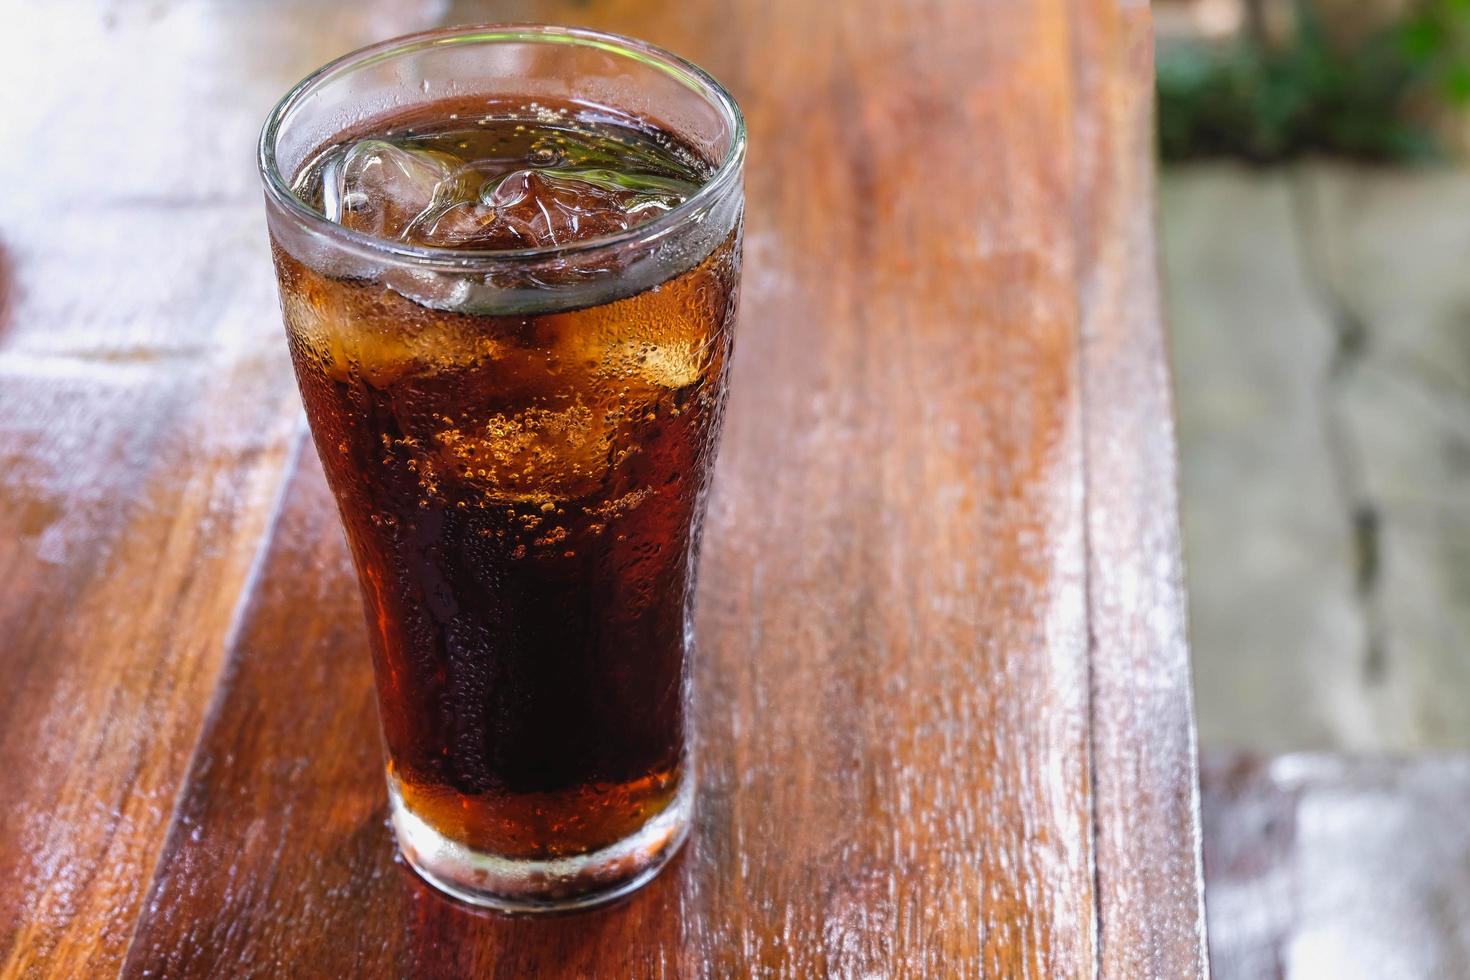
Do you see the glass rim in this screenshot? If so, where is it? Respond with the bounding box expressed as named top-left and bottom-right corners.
top-left (257, 23), bottom-right (746, 267)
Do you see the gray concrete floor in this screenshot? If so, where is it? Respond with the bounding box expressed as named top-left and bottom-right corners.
top-left (1165, 163), bottom-right (1470, 751)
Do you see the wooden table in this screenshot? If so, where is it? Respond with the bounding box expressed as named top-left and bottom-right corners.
top-left (0, 1), bottom-right (1206, 975)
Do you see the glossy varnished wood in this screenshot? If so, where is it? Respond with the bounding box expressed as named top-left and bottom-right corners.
top-left (0, 5), bottom-right (446, 975)
top-left (1070, 3), bottom-right (1210, 975)
top-left (1, 1), bottom-right (1205, 975)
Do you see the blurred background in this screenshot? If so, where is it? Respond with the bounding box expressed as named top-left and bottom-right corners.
top-left (1158, 0), bottom-right (1470, 975)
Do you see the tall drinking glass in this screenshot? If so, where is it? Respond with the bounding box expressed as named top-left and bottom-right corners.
top-left (257, 25), bottom-right (744, 911)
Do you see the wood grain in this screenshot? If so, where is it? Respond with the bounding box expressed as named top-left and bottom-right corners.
top-left (0, 1), bottom-right (1205, 976)
top-left (0, 4), bottom-right (473, 976)
top-left (1070, 3), bottom-right (1210, 976)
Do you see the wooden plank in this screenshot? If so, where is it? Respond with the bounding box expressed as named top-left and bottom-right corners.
top-left (1070, 2), bottom-right (1210, 976)
top-left (118, 0), bottom-right (1170, 974)
top-left (0, 4), bottom-right (458, 976)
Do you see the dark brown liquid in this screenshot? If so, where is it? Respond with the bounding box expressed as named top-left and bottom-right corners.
top-left (275, 103), bottom-right (738, 859)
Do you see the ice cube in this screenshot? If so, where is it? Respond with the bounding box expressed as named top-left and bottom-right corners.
top-left (321, 138), bottom-right (695, 252)
top-left (282, 267), bottom-right (505, 389)
top-left (325, 140), bottom-right (486, 245)
top-left (534, 246), bottom-right (727, 395)
top-left (433, 399), bottom-right (613, 504)
top-left (621, 339), bottom-right (706, 390)
top-left (475, 168), bottom-right (691, 249)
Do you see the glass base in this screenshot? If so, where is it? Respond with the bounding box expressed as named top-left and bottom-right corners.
top-left (388, 773), bottom-right (691, 913)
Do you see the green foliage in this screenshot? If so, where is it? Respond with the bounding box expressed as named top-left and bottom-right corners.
top-left (1158, 0), bottom-right (1470, 162)
top-left (1403, 0), bottom-right (1470, 105)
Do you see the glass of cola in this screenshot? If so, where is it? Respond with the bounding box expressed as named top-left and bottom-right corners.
top-left (258, 25), bottom-right (744, 911)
